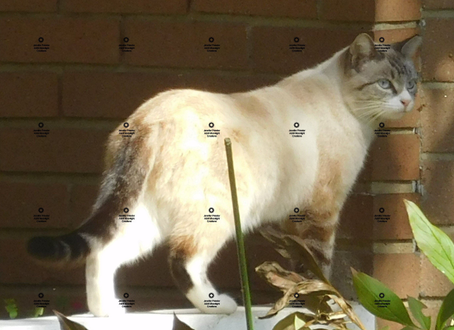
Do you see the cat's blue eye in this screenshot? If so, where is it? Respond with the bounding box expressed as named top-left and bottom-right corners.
top-left (377, 79), bottom-right (392, 89)
top-left (406, 80), bottom-right (416, 90)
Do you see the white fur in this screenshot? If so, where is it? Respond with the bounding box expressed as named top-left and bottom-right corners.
top-left (84, 42), bottom-right (418, 316)
top-left (185, 255), bottom-right (238, 314)
top-left (86, 201), bottom-right (164, 316)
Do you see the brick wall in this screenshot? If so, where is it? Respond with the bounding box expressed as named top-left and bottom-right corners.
top-left (0, 0), bottom-right (450, 327)
top-left (372, 0), bottom-right (454, 329)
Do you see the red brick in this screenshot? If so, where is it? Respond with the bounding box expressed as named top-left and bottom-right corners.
top-left (321, 0), bottom-right (375, 21)
top-left (373, 253), bottom-right (420, 298)
top-left (62, 71), bottom-right (279, 119)
top-left (0, 0), bottom-right (56, 12)
top-left (421, 160), bottom-right (454, 225)
top-left (421, 86), bottom-right (454, 152)
top-left (373, 28), bottom-right (419, 44)
top-left (0, 17), bottom-right (119, 64)
top-left (373, 193), bottom-right (420, 240)
top-left (375, 0), bottom-right (422, 22)
top-left (422, 18), bottom-right (454, 81)
top-left (423, 0), bottom-right (454, 9)
top-left (0, 128), bottom-right (109, 173)
top-left (251, 26), bottom-right (363, 73)
top-left (64, 0), bottom-right (187, 13)
top-left (0, 72), bottom-right (58, 118)
top-left (70, 184), bottom-right (99, 227)
top-left (338, 194), bottom-right (374, 240)
top-left (370, 134), bottom-right (420, 181)
top-left (191, 0), bottom-right (317, 18)
top-left (421, 254), bottom-right (454, 297)
top-left (124, 20), bottom-right (248, 69)
top-left (0, 182), bottom-right (69, 229)
top-left (0, 238), bottom-right (84, 284)
top-left (321, 0), bottom-right (421, 22)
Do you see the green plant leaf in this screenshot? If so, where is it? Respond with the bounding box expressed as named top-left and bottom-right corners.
top-left (272, 312), bottom-right (311, 330)
top-left (293, 314), bottom-right (307, 330)
top-left (4, 299), bottom-right (18, 319)
top-left (172, 313), bottom-right (195, 330)
top-left (351, 268), bottom-right (416, 327)
top-left (53, 310), bottom-right (88, 330)
top-left (404, 200), bottom-right (454, 284)
top-left (436, 289), bottom-right (454, 330)
top-left (407, 296), bottom-right (431, 330)
top-left (33, 307), bottom-right (44, 318)
top-left (379, 326), bottom-right (390, 330)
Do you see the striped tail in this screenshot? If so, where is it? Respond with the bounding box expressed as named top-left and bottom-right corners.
top-left (27, 233), bottom-right (90, 263)
top-left (27, 121), bottom-right (154, 264)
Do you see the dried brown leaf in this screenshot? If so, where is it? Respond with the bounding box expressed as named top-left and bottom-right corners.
top-left (53, 310), bottom-right (88, 330)
top-left (256, 261), bottom-right (306, 292)
top-left (172, 313), bottom-right (194, 330)
top-left (272, 312), bottom-right (313, 330)
top-left (260, 227), bottom-right (330, 283)
top-left (302, 295), bottom-right (331, 315)
top-left (329, 294), bottom-right (366, 330)
top-left (260, 278), bottom-right (338, 319)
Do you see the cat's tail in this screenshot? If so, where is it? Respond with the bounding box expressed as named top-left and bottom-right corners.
top-left (27, 122), bottom-right (154, 264)
top-left (27, 233), bottom-right (90, 265)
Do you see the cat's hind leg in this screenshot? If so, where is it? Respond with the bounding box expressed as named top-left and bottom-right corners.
top-left (168, 232), bottom-right (238, 314)
top-left (86, 203), bottom-right (163, 317)
top-left (289, 212), bottom-right (338, 279)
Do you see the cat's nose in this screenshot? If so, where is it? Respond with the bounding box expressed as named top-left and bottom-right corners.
top-left (401, 99), bottom-right (411, 107)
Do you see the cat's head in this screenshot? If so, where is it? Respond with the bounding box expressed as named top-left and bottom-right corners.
top-left (341, 33), bottom-right (422, 123)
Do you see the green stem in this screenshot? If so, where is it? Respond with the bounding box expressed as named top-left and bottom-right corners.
top-left (224, 138), bottom-right (254, 330)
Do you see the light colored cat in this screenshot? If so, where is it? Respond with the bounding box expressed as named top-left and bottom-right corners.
top-left (27, 33), bottom-right (421, 317)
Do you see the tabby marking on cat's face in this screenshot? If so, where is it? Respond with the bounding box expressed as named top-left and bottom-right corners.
top-left (342, 34), bottom-right (421, 123)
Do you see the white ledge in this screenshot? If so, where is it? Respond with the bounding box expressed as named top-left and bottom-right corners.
top-left (0, 304), bottom-right (375, 330)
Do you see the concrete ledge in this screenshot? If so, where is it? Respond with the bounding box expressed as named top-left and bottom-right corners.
top-left (0, 304), bottom-right (375, 330)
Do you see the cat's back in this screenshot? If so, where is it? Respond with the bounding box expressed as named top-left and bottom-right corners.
top-left (130, 88), bottom-right (235, 123)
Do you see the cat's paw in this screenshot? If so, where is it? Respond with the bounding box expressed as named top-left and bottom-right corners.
top-left (89, 300), bottom-right (126, 317)
top-left (209, 294), bottom-right (238, 314)
top-left (110, 301), bottom-right (126, 317)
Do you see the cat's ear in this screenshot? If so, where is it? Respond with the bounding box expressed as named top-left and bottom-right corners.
top-left (349, 33), bottom-right (378, 70)
top-left (400, 35), bottom-right (422, 58)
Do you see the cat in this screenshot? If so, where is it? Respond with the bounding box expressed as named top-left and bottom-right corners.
top-left (27, 33), bottom-right (421, 317)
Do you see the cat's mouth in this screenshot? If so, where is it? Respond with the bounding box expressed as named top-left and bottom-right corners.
top-left (382, 107), bottom-right (408, 120)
